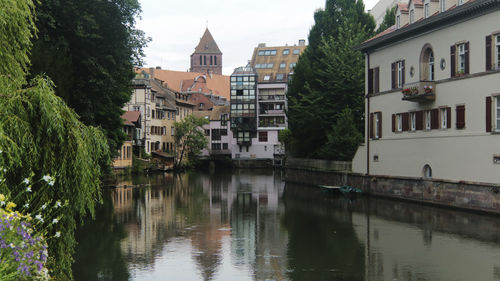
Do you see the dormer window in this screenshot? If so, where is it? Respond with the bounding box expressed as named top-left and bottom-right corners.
top-left (410, 9), bottom-right (415, 24)
top-left (424, 0), bottom-right (430, 18)
top-left (458, 0), bottom-right (464, 5)
top-left (396, 15), bottom-right (401, 29)
top-left (440, 0), bottom-right (446, 12)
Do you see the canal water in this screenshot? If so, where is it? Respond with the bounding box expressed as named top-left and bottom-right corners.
top-left (73, 170), bottom-right (500, 281)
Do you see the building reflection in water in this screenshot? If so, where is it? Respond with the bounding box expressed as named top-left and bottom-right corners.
top-left (109, 170), bottom-right (287, 281)
top-left (75, 171), bottom-right (500, 281)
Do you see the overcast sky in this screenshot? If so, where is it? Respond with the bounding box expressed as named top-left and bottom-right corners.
top-left (136, 0), bottom-right (379, 75)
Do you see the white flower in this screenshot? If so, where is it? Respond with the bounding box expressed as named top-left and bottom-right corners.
top-left (41, 204), bottom-right (47, 210)
top-left (0, 201), bottom-right (4, 206)
top-left (0, 149), bottom-right (3, 153)
top-left (54, 201), bottom-right (61, 208)
top-left (23, 203), bottom-right (29, 208)
top-left (9, 243), bottom-right (15, 249)
top-left (35, 214), bottom-right (44, 223)
top-left (42, 175), bottom-right (52, 183)
top-left (26, 186), bottom-right (32, 192)
top-left (52, 218), bottom-right (58, 224)
top-left (23, 178), bottom-right (30, 185)
top-left (54, 232), bottom-right (61, 238)
top-left (48, 180), bottom-right (55, 186)
top-left (2, 169), bottom-right (6, 173)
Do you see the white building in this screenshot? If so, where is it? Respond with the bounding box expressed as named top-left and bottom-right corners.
top-left (353, 0), bottom-right (500, 184)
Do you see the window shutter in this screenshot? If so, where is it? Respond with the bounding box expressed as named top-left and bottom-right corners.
top-left (377, 112), bottom-right (382, 138)
top-left (450, 45), bottom-right (456, 77)
top-left (465, 42), bottom-right (470, 75)
top-left (416, 111), bottom-right (424, 130)
top-left (402, 60), bottom-right (406, 85)
top-left (368, 68), bottom-right (374, 94)
top-left (391, 63), bottom-right (396, 89)
top-left (431, 108), bottom-right (439, 129)
top-left (374, 67), bottom-right (380, 93)
top-left (486, 35), bottom-right (492, 71)
top-left (486, 96), bottom-right (492, 132)
top-left (456, 105), bottom-right (465, 129)
top-left (369, 113), bottom-right (374, 138)
top-left (392, 114), bottom-right (396, 132)
top-left (446, 107), bottom-right (452, 129)
top-left (402, 112), bottom-right (409, 131)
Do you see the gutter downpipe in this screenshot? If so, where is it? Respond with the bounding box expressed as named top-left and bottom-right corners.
top-left (366, 52), bottom-right (370, 177)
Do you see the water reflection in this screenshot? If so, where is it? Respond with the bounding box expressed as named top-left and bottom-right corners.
top-left (73, 171), bottom-right (500, 281)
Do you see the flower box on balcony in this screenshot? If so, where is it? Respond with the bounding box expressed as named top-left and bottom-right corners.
top-left (401, 81), bottom-right (436, 103)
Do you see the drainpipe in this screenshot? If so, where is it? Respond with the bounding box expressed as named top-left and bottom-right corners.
top-left (366, 52), bottom-right (370, 176)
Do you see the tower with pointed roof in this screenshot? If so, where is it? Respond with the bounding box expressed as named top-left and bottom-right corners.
top-left (190, 28), bottom-right (222, 75)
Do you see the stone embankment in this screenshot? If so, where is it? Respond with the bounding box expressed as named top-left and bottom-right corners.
top-left (285, 158), bottom-right (500, 214)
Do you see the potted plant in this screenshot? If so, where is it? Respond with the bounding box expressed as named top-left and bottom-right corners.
top-left (423, 85), bottom-right (433, 94)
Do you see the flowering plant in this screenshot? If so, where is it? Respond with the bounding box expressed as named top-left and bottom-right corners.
top-left (0, 195), bottom-right (50, 280)
top-left (402, 88), bottom-right (412, 95)
top-left (423, 85), bottom-right (433, 93)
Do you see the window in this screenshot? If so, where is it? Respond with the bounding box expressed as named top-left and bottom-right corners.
top-left (259, 131), bottom-right (268, 142)
top-left (458, 0), bottom-right (464, 5)
top-left (293, 49), bottom-right (300, 55)
top-left (200, 103), bottom-right (204, 109)
top-left (410, 9), bottom-right (415, 24)
top-left (283, 49), bottom-right (290, 55)
top-left (425, 110), bottom-right (431, 130)
top-left (171, 127), bottom-right (175, 136)
top-left (279, 63), bottom-right (286, 68)
top-left (428, 51), bottom-right (435, 81)
top-left (441, 0), bottom-right (446, 12)
top-left (374, 113), bottom-right (381, 138)
top-left (496, 97), bottom-right (500, 131)
top-left (223, 143), bottom-right (228, 150)
top-left (220, 129), bottom-right (227, 136)
top-left (371, 112), bottom-right (382, 138)
top-left (396, 15), bottom-right (401, 29)
top-left (204, 129), bottom-right (210, 136)
top-left (440, 108), bottom-right (447, 128)
top-left (263, 75), bottom-right (271, 81)
top-left (493, 34), bottom-right (500, 70)
top-left (204, 55), bottom-right (207, 65)
top-left (214, 56), bottom-right (217, 65)
top-left (397, 114), bottom-right (402, 131)
top-left (276, 74), bottom-right (284, 80)
top-left (368, 67), bottom-right (380, 94)
top-left (258, 50), bottom-right (265, 56)
top-left (458, 44), bottom-right (466, 73)
top-left (199, 56), bottom-right (202, 65)
top-left (424, 1), bottom-right (430, 18)
top-left (410, 112), bottom-right (416, 131)
top-left (290, 63), bottom-right (296, 69)
top-left (392, 60), bottom-right (405, 89)
top-left (211, 143), bottom-right (221, 150)
top-left (210, 56), bottom-right (213, 65)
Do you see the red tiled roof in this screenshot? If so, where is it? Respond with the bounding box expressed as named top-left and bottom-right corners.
top-left (122, 111), bottom-right (140, 126)
top-left (193, 28), bottom-right (222, 54)
top-left (363, 25), bottom-right (396, 43)
top-left (139, 68), bottom-right (230, 100)
top-left (398, 2), bottom-right (409, 12)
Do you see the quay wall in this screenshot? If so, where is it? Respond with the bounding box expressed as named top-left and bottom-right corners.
top-left (285, 158), bottom-right (500, 214)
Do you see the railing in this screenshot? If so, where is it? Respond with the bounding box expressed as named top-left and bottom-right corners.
top-left (402, 81), bottom-right (436, 102)
top-left (258, 95), bottom-right (286, 101)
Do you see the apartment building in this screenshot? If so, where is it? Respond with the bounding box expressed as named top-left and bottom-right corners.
top-left (196, 106), bottom-right (232, 159)
top-left (353, 0), bottom-right (500, 184)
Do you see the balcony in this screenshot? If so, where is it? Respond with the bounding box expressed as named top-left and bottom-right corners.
top-left (401, 81), bottom-right (435, 103)
top-left (259, 109), bottom-right (285, 115)
top-left (258, 95), bottom-right (286, 101)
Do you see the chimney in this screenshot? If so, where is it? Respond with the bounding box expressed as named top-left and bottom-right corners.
top-left (298, 39), bottom-right (306, 46)
top-left (258, 43), bottom-right (266, 48)
top-left (149, 67), bottom-right (155, 78)
top-left (155, 66), bottom-right (162, 70)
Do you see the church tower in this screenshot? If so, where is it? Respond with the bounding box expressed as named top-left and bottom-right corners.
top-left (190, 28), bottom-right (222, 75)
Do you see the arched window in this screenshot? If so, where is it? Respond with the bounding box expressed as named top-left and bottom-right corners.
top-left (420, 45), bottom-right (435, 81)
top-left (423, 164), bottom-right (432, 178)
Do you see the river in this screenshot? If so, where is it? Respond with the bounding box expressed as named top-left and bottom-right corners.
top-left (72, 169), bottom-right (500, 281)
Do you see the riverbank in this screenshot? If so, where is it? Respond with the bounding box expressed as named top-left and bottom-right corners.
top-left (285, 158), bottom-right (500, 215)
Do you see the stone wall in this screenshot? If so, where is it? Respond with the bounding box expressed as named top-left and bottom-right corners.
top-left (285, 164), bottom-right (500, 214)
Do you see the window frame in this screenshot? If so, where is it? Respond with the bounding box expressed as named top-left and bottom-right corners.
top-left (397, 114), bottom-right (403, 132)
top-left (440, 108), bottom-right (447, 128)
top-left (425, 110), bottom-right (431, 130)
top-left (441, 0), bottom-right (446, 12)
top-left (397, 61), bottom-right (404, 88)
top-left (424, 1), bottom-right (430, 18)
top-left (410, 112), bottom-right (416, 131)
top-left (495, 96), bottom-right (500, 132)
top-left (458, 43), bottom-right (466, 73)
top-left (495, 34), bottom-right (500, 70)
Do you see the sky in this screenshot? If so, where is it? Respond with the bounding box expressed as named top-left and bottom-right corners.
top-left (136, 0), bottom-right (379, 76)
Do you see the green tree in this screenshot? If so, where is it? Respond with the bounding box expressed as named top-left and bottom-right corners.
top-left (376, 6), bottom-right (396, 34)
top-left (320, 108), bottom-right (363, 161)
top-left (287, 0), bottom-right (374, 159)
top-left (0, 0), bottom-right (110, 279)
top-left (29, 0), bottom-right (150, 154)
top-left (174, 115), bottom-right (209, 168)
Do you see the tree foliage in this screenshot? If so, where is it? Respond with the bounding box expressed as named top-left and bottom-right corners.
top-left (174, 115), bottom-right (209, 168)
top-left (376, 6), bottom-right (396, 34)
top-left (287, 0), bottom-right (374, 160)
top-left (29, 0), bottom-right (150, 154)
top-left (0, 0), bottom-right (110, 279)
top-left (320, 108), bottom-right (363, 161)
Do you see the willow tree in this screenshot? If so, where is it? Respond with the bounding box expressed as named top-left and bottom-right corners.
top-left (0, 0), bottom-right (110, 279)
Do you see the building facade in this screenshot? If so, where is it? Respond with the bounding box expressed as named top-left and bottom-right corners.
top-left (197, 106), bottom-right (232, 159)
top-left (190, 28), bottom-right (222, 75)
top-left (353, 0), bottom-right (500, 184)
